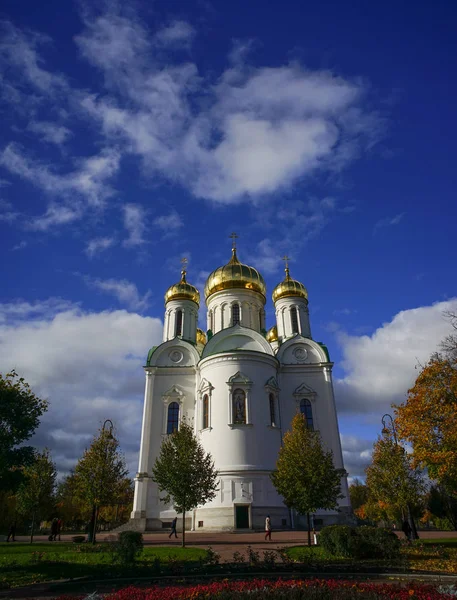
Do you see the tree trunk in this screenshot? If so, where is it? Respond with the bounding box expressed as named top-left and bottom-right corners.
top-left (30, 512), bottom-right (35, 544)
top-left (91, 504), bottom-right (98, 545)
top-left (407, 504), bottom-right (419, 540)
top-left (182, 510), bottom-right (186, 548)
top-left (307, 512), bottom-right (312, 547)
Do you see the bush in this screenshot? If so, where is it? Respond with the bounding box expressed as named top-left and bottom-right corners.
top-left (319, 525), bottom-right (355, 557)
top-left (113, 531), bottom-right (144, 565)
top-left (319, 525), bottom-right (400, 559)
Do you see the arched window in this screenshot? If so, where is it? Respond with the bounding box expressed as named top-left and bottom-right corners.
top-left (259, 310), bottom-right (263, 330)
top-left (167, 402), bottom-right (179, 434)
top-left (233, 388), bottom-right (246, 424)
top-left (209, 310), bottom-right (213, 332)
top-left (202, 394), bottom-right (209, 429)
top-left (300, 399), bottom-right (314, 430)
top-left (269, 393), bottom-right (276, 426)
top-left (232, 303), bottom-right (240, 326)
top-left (291, 307), bottom-right (299, 334)
top-left (175, 310), bottom-right (183, 337)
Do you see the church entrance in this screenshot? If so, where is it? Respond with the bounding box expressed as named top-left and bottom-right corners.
top-left (235, 505), bottom-right (250, 529)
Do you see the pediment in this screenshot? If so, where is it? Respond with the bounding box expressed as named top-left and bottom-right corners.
top-left (265, 376), bottom-right (280, 391)
top-left (198, 378), bottom-right (214, 393)
top-left (227, 371), bottom-right (251, 385)
top-left (293, 382), bottom-right (316, 397)
top-left (163, 385), bottom-right (185, 399)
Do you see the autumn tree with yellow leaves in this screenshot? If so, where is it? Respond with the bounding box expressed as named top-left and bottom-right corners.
top-left (394, 357), bottom-right (457, 495)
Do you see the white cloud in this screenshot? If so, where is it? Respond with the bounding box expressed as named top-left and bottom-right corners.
top-left (334, 298), bottom-right (457, 414)
top-left (374, 212), bottom-right (405, 234)
top-left (75, 12), bottom-right (382, 204)
top-left (11, 240), bottom-right (27, 251)
top-left (0, 21), bottom-right (67, 95)
top-left (153, 21), bottom-right (195, 48)
top-left (0, 299), bottom-right (162, 474)
top-left (27, 120), bottom-right (72, 145)
top-left (1, 11), bottom-right (383, 237)
top-left (153, 210), bottom-right (183, 232)
top-left (85, 236), bottom-right (115, 258)
top-left (340, 434), bottom-right (373, 480)
top-left (123, 203), bottom-right (146, 247)
top-left (0, 144), bottom-right (120, 211)
top-left (86, 277), bottom-right (151, 311)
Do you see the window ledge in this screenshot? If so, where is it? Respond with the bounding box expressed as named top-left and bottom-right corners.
top-left (267, 424), bottom-right (281, 430)
top-left (228, 423), bottom-right (254, 429)
top-left (200, 427), bottom-right (213, 433)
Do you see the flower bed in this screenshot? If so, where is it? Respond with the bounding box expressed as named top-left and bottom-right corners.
top-left (57, 579), bottom-right (456, 600)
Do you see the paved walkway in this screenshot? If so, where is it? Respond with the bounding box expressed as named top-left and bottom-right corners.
top-left (11, 530), bottom-right (457, 563)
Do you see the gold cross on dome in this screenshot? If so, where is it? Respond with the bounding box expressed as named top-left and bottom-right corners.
top-left (229, 232), bottom-right (238, 250)
top-left (180, 257), bottom-right (188, 278)
top-left (282, 254), bottom-right (290, 276)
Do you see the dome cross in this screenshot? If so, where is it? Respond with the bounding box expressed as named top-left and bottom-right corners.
top-left (282, 254), bottom-right (290, 278)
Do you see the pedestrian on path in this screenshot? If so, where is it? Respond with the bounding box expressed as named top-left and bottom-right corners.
top-left (50, 518), bottom-right (58, 541)
top-left (169, 516), bottom-right (178, 539)
top-left (265, 515), bottom-right (272, 541)
top-left (6, 522), bottom-right (16, 542)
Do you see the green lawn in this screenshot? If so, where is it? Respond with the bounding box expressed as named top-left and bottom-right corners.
top-left (0, 542), bottom-right (207, 589)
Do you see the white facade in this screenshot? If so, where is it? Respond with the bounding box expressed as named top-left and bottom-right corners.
top-left (131, 253), bottom-right (351, 531)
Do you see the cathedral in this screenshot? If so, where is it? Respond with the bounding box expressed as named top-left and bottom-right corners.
top-left (130, 238), bottom-right (350, 531)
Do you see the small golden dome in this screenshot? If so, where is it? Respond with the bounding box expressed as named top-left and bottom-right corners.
top-left (266, 325), bottom-right (278, 343)
top-left (196, 328), bottom-right (207, 346)
top-left (272, 266), bottom-right (308, 304)
top-left (204, 248), bottom-right (266, 301)
top-left (164, 269), bottom-right (200, 306)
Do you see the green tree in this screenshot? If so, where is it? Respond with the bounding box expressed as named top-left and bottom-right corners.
top-left (427, 484), bottom-right (457, 530)
top-left (271, 413), bottom-right (346, 546)
top-left (16, 449), bottom-right (56, 543)
top-left (74, 425), bottom-right (128, 543)
top-left (0, 370), bottom-right (48, 492)
top-left (349, 478), bottom-right (370, 513)
top-left (152, 420), bottom-right (219, 548)
top-left (365, 432), bottom-right (425, 536)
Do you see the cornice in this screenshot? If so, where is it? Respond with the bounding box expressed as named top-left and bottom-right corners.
top-left (199, 350), bottom-right (278, 370)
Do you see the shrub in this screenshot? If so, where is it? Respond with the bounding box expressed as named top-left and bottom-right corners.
top-left (319, 525), bottom-right (400, 559)
top-left (319, 525), bottom-right (355, 557)
top-left (247, 545), bottom-right (260, 567)
top-left (232, 551), bottom-right (245, 565)
top-left (204, 546), bottom-right (220, 566)
top-left (262, 550), bottom-right (277, 569)
top-left (113, 531), bottom-right (143, 565)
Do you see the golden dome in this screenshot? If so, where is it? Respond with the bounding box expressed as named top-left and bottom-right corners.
top-left (204, 248), bottom-right (266, 301)
top-left (164, 269), bottom-right (200, 306)
top-left (196, 328), bottom-right (207, 346)
top-left (272, 265), bottom-right (308, 304)
top-left (266, 325), bottom-right (278, 343)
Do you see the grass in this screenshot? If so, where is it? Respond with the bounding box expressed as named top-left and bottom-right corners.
top-left (0, 542), bottom-right (207, 589)
top-left (285, 537), bottom-right (457, 575)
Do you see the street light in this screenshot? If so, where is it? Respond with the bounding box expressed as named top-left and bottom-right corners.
top-left (91, 419), bottom-right (114, 544)
top-left (381, 413), bottom-right (418, 540)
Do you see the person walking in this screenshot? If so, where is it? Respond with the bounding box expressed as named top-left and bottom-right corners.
top-left (6, 522), bottom-right (16, 542)
top-left (57, 518), bottom-right (62, 541)
top-left (265, 515), bottom-right (272, 541)
top-left (169, 516), bottom-right (178, 539)
top-left (50, 518), bottom-right (58, 541)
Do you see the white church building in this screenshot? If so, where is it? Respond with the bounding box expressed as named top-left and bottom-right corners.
top-left (131, 240), bottom-right (350, 531)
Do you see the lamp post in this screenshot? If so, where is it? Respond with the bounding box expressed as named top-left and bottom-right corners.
top-left (91, 419), bottom-right (114, 545)
top-left (381, 413), bottom-right (418, 540)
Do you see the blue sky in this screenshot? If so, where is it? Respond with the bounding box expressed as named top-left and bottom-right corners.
top-left (1, 0), bottom-right (456, 479)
